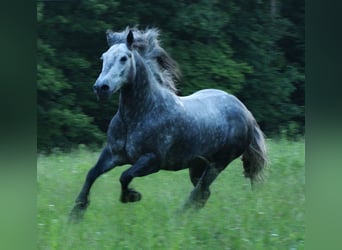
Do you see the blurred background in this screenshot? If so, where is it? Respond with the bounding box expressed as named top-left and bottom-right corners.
top-left (37, 0), bottom-right (304, 152)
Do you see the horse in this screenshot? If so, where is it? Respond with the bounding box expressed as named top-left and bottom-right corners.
top-left (69, 28), bottom-right (267, 222)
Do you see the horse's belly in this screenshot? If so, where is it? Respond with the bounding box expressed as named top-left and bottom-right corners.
top-left (161, 134), bottom-right (226, 169)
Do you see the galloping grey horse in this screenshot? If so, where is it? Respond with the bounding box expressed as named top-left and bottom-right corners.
top-left (69, 28), bottom-right (267, 222)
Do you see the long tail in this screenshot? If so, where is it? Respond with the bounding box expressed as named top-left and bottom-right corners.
top-left (242, 122), bottom-right (268, 185)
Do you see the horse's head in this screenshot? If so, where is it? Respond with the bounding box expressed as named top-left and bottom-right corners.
top-left (106, 27), bottom-right (180, 93)
top-left (93, 30), bottom-right (136, 100)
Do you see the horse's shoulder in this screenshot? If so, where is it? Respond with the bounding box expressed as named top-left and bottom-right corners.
top-left (107, 112), bottom-right (126, 140)
top-left (109, 112), bottom-right (124, 127)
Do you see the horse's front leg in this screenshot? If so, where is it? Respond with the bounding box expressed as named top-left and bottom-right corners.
top-left (69, 145), bottom-right (125, 222)
top-left (120, 153), bottom-right (160, 203)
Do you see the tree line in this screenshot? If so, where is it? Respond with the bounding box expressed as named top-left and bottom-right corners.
top-left (37, 0), bottom-right (304, 152)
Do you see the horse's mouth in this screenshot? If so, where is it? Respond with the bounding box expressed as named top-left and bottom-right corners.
top-left (95, 87), bottom-right (118, 101)
top-left (96, 92), bottom-right (112, 101)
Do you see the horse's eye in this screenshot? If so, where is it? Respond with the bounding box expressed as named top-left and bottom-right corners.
top-left (120, 56), bottom-right (128, 63)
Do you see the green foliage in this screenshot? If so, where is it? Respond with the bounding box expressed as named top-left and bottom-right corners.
top-left (37, 4), bottom-right (105, 152)
top-left (173, 41), bottom-right (252, 95)
top-left (37, 139), bottom-right (305, 249)
top-left (170, 1), bottom-right (230, 41)
top-left (37, 0), bottom-right (304, 151)
top-left (226, 1), bottom-right (305, 134)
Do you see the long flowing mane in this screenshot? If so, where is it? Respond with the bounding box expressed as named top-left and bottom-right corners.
top-left (106, 27), bottom-right (181, 93)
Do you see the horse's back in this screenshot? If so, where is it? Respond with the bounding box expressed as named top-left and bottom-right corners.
top-left (182, 89), bottom-right (245, 109)
top-left (181, 88), bottom-right (252, 123)
top-left (184, 88), bottom-right (230, 99)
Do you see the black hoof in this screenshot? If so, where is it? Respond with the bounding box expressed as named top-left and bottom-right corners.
top-left (68, 202), bottom-right (89, 223)
top-left (120, 189), bottom-right (142, 203)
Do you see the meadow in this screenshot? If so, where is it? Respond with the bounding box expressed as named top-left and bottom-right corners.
top-left (37, 138), bottom-right (305, 250)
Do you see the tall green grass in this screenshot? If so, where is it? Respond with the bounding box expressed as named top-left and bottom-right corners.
top-left (37, 139), bottom-right (304, 249)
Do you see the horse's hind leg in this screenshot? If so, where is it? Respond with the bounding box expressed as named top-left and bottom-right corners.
top-left (188, 159), bottom-right (207, 186)
top-left (69, 145), bottom-right (123, 222)
top-left (184, 161), bottom-right (231, 209)
top-left (184, 165), bottom-right (218, 209)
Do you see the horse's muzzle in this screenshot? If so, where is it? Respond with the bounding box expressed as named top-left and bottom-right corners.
top-left (93, 84), bottom-right (111, 100)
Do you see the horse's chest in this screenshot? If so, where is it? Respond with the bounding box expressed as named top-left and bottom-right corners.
top-left (124, 121), bottom-right (174, 162)
top-left (124, 126), bottom-right (157, 161)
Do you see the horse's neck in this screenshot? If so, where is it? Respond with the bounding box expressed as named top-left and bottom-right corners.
top-left (119, 53), bottom-right (169, 119)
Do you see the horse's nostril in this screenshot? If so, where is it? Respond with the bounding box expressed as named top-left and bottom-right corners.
top-left (101, 85), bottom-right (109, 91)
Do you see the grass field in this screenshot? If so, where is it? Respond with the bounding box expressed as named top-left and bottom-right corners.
top-left (37, 138), bottom-right (305, 250)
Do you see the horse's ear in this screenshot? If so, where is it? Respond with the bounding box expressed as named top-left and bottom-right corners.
top-left (106, 30), bottom-right (116, 47)
top-left (127, 30), bottom-right (134, 48)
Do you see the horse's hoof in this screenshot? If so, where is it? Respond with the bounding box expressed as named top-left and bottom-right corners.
top-left (120, 189), bottom-right (142, 203)
top-left (68, 202), bottom-right (88, 223)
